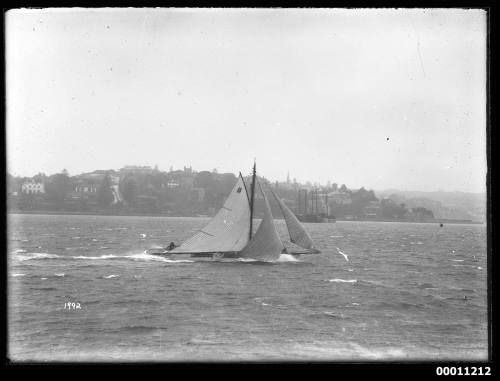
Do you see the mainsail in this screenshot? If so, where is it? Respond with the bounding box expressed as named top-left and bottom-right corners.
top-left (240, 181), bottom-right (284, 261)
top-left (170, 175), bottom-right (250, 253)
top-left (269, 187), bottom-right (314, 250)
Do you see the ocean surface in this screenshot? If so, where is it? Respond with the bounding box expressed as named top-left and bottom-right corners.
top-left (8, 214), bottom-right (488, 361)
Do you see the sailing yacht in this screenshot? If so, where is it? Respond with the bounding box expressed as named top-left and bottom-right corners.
top-left (149, 162), bottom-right (321, 261)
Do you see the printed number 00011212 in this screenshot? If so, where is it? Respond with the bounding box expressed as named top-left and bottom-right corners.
top-left (436, 367), bottom-right (491, 376)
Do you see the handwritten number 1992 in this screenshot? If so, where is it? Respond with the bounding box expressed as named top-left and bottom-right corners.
top-left (64, 302), bottom-right (81, 310)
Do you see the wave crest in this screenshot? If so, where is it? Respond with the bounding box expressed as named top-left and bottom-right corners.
top-left (17, 253), bottom-right (61, 261)
top-left (14, 251), bottom-right (193, 263)
top-left (276, 254), bottom-right (300, 262)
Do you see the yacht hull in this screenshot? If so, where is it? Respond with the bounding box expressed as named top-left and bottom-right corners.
top-left (146, 248), bottom-right (321, 258)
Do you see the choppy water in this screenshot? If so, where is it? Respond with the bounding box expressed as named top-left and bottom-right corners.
top-left (8, 214), bottom-right (487, 361)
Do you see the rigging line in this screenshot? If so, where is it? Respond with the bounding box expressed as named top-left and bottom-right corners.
top-left (199, 230), bottom-right (215, 237)
top-left (239, 172), bottom-right (250, 205)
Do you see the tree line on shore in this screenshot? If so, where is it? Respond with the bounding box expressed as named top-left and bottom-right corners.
top-left (7, 167), bottom-right (435, 220)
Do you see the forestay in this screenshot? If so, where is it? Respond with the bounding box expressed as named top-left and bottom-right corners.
top-left (269, 187), bottom-right (314, 250)
top-left (240, 181), bottom-right (283, 261)
top-left (170, 176), bottom-right (250, 253)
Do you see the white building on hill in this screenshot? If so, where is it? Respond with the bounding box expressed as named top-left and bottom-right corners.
top-left (21, 180), bottom-right (45, 194)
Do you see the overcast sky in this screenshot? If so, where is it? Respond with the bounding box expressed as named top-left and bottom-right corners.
top-left (6, 8), bottom-right (487, 192)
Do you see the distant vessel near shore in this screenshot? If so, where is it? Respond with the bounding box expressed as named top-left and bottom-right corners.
top-left (149, 161), bottom-right (321, 260)
top-left (296, 214), bottom-right (336, 223)
top-left (295, 188), bottom-right (336, 223)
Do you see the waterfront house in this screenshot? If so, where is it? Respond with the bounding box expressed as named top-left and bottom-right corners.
top-left (21, 180), bottom-right (45, 194)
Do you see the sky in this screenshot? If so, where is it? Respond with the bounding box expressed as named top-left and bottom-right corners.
top-left (6, 8), bottom-right (487, 193)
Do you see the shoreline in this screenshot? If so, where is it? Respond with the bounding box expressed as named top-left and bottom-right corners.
top-left (336, 218), bottom-right (483, 225)
top-left (7, 209), bottom-right (190, 218)
top-left (7, 210), bottom-right (484, 225)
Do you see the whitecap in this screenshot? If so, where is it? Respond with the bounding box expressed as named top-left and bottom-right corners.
top-left (12, 273), bottom-right (25, 277)
top-left (73, 254), bottom-right (117, 260)
top-left (347, 343), bottom-right (409, 359)
top-left (55, 273), bottom-right (65, 277)
top-left (336, 247), bottom-right (349, 262)
top-left (352, 302), bottom-right (360, 305)
top-left (17, 253), bottom-right (61, 261)
top-left (329, 279), bottom-right (357, 283)
top-left (276, 254), bottom-right (299, 262)
top-left (323, 311), bottom-right (344, 318)
top-left (477, 267), bottom-right (483, 270)
top-left (104, 274), bottom-right (119, 279)
top-left (72, 252), bottom-right (193, 263)
top-left (451, 259), bottom-right (464, 262)
top-left (41, 277), bottom-right (47, 280)
top-left (126, 252), bottom-right (193, 263)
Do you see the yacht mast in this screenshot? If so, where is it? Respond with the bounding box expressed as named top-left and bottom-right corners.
top-left (249, 160), bottom-right (256, 240)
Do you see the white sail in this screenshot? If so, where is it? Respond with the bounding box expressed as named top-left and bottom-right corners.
top-left (170, 176), bottom-right (250, 253)
top-left (240, 181), bottom-right (283, 261)
top-left (269, 187), bottom-right (314, 250)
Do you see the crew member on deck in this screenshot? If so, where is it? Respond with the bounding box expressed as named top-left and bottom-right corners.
top-left (166, 242), bottom-right (176, 251)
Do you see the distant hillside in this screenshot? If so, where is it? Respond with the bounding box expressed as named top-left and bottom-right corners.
top-left (375, 190), bottom-right (487, 222)
top-left (8, 166), bottom-right (487, 223)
